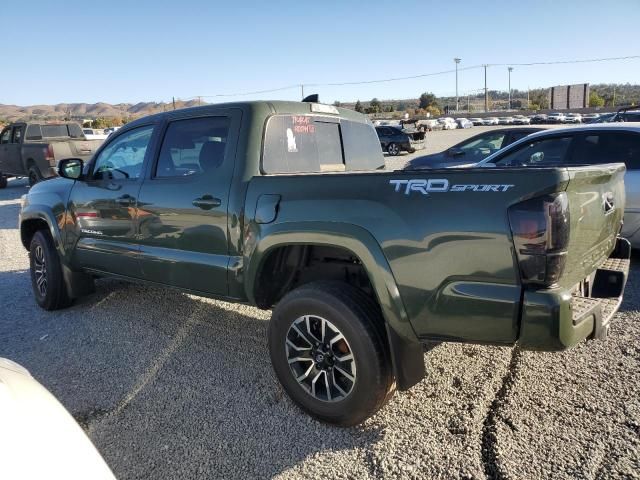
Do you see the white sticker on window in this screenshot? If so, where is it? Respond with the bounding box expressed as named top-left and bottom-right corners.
top-left (286, 128), bottom-right (298, 153)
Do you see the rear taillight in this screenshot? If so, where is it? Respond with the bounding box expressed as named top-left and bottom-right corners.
top-left (508, 192), bottom-right (570, 287)
top-left (44, 145), bottom-right (55, 165)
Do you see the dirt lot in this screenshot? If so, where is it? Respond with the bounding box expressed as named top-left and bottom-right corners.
top-left (1, 127), bottom-right (638, 479)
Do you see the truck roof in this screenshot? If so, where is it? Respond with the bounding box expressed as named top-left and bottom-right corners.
top-left (124, 100), bottom-right (368, 129)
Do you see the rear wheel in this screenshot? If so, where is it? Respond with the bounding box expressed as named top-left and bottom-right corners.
top-left (387, 143), bottom-right (400, 156)
top-left (29, 230), bottom-right (72, 310)
top-left (0, 173), bottom-right (7, 189)
top-left (28, 165), bottom-right (41, 187)
top-left (269, 282), bottom-right (394, 426)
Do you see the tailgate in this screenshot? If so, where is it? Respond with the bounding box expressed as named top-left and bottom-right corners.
top-left (560, 163), bottom-right (626, 288)
top-left (51, 139), bottom-right (102, 161)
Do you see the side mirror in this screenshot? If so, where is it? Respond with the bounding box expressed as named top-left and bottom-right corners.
top-left (58, 158), bottom-right (84, 180)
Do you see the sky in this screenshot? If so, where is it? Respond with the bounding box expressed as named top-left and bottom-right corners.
top-left (1, 0), bottom-right (639, 106)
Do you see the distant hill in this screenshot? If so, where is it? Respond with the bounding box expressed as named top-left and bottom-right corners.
top-left (0, 100), bottom-right (204, 123)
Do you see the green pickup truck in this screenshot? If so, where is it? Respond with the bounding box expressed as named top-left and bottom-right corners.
top-left (19, 101), bottom-right (630, 426)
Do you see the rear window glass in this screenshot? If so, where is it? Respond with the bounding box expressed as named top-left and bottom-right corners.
top-left (41, 125), bottom-right (70, 138)
top-left (262, 114), bottom-right (384, 174)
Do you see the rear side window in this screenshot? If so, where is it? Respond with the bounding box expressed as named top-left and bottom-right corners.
top-left (570, 132), bottom-right (640, 169)
top-left (263, 115), bottom-right (384, 173)
top-left (155, 116), bottom-right (230, 177)
top-left (26, 124), bottom-right (43, 141)
top-left (11, 126), bottom-right (23, 144)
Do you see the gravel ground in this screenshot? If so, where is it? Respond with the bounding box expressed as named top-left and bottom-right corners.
top-left (1, 128), bottom-right (638, 479)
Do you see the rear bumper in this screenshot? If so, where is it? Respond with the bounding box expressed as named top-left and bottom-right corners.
top-left (518, 237), bottom-right (630, 351)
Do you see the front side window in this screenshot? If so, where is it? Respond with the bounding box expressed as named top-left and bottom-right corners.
top-left (155, 116), bottom-right (229, 178)
top-left (92, 125), bottom-right (154, 180)
top-left (0, 128), bottom-right (11, 144)
top-left (493, 136), bottom-right (573, 167)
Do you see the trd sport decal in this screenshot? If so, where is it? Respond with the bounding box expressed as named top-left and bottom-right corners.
top-left (389, 179), bottom-right (514, 196)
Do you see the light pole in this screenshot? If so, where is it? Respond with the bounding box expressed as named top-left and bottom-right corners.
top-left (454, 58), bottom-right (461, 112)
top-left (508, 67), bottom-right (513, 110)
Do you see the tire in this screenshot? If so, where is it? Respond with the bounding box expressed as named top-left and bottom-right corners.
top-left (0, 174), bottom-right (7, 189)
top-left (29, 230), bottom-right (72, 310)
top-left (387, 143), bottom-right (400, 156)
top-left (28, 165), bottom-right (41, 187)
top-left (268, 281), bottom-right (394, 426)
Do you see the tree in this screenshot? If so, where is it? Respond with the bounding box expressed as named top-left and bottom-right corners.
top-left (589, 91), bottom-right (605, 107)
top-left (354, 100), bottom-right (363, 113)
top-left (396, 102), bottom-right (407, 112)
top-left (425, 105), bottom-right (441, 117)
top-left (419, 92), bottom-right (437, 109)
top-left (369, 98), bottom-right (382, 113)
top-left (333, 100), bottom-right (341, 107)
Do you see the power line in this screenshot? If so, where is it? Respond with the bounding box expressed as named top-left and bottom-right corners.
top-left (490, 55), bottom-right (640, 67)
top-left (185, 54), bottom-right (639, 100)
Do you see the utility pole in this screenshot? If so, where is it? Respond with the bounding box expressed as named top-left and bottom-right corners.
top-left (172, 96), bottom-right (176, 110)
top-left (197, 96), bottom-right (202, 106)
top-left (483, 65), bottom-right (488, 113)
top-left (613, 85), bottom-right (616, 107)
top-left (454, 58), bottom-right (461, 112)
top-left (467, 94), bottom-right (470, 113)
top-left (300, 84), bottom-right (305, 100)
top-left (508, 67), bottom-right (513, 110)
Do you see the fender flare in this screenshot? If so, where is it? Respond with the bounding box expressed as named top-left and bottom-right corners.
top-left (19, 204), bottom-right (65, 257)
top-left (245, 221), bottom-right (425, 390)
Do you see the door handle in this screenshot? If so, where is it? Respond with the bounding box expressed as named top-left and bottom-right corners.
top-left (192, 195), bottom-right (221, 210)
top-left (116, 194), bottom-right (135, 206)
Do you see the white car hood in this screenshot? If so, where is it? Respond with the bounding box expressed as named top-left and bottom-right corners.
top-left (0, 359), bottom-right (116, 480)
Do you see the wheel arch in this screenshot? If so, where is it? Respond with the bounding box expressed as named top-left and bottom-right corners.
top-left (245, 221), bottom-right (425, 390)
top-left (20, 206), bottom-right (64, 256)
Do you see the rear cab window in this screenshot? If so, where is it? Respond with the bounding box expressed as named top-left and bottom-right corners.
top-left (262, 114), bottom-right (384, 174)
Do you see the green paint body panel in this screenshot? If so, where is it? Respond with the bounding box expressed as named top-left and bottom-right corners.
top-left (18, 101), bottom-right (629, 390)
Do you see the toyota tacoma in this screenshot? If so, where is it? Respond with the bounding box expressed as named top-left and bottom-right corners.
top-left (19, 100), bottom-right (630, 426)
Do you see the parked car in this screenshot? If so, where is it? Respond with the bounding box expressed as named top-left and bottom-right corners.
top-left (375, 125), bottom-right (424, 156)
top-left (607, 106), bottom-right (640, 123)
top-left (18, 100), bottom-right (630, 425)
top-left (103, 126), bottom-right (121, 135)
top-left (546, 112), bottom-right (566, 124)
top-left (591, 113), bottom-right (616, 123)
top-left (0, 122), bottom-right (104, 187)
top-left (475, 123), bottom-right (640, 246)
top-left (405, 127), bottom-right (547, 169)
top-left (512, 115), bottom-right (531, 125)
top-left (0, 357), bottom-right (116, 479)
top-left (456, 118), bottom-right (473, 129)
top-left (483, 117), bottom-right (499, 126)
top-left (564, 113), bottom-right (582, 124)
top-left (498, 116), bottom-right (514, 125)
top-left (531, 114), bottom-right (548, 124)
top-left (82, 128), bottom-right (109, 140)
top-left (420, 119), bottom-right (444, 131)
top-left (582, 113), bottom-right (601, 123)
top-left (469, 117), bottom-right (484, 126)
top-left (438, 117), bottom-right (457, 130)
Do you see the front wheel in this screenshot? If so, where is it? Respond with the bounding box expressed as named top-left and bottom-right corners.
top-left (0, 174), bottom-right (7, 189)
top-left (269, 282), bottom-right (394, 426)
top-left (387, 143), bottom-right (400, 156)
top-left (29, 230), bottom-right (72, 310)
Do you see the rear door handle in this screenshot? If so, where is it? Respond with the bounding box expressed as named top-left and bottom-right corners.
top-left (116, 194), bottom-right (135, 206)
top-left (192, 195), bottom-right (222, 210)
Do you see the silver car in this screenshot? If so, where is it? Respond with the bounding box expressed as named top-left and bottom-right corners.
top-left (474, 123), bottom-right (640, 246)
